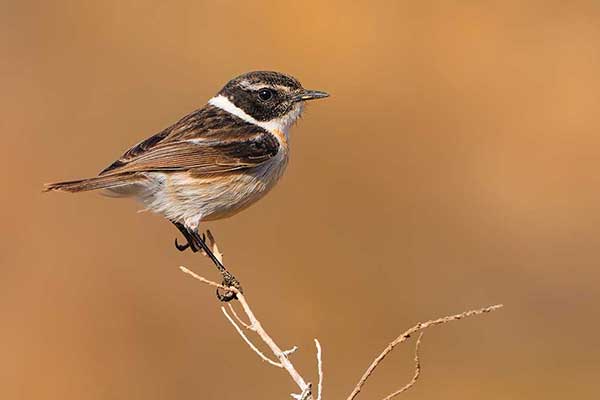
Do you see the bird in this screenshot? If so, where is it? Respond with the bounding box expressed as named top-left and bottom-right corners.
top-left (44, 71), bottom-right (329, 298)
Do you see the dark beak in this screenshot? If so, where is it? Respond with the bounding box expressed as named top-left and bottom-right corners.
top-left (294, 89), bottom-right (330, 102)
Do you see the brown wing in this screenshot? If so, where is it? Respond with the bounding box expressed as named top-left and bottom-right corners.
top-left (101, 131), bottom-right (279, 175)
top-left (99, 104), bottom-right (279, 176)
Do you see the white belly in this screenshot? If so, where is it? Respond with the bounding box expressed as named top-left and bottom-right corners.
top-left (135, 151), bottom-right (289, 228)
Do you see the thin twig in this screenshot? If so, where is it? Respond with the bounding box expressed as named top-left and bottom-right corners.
top-left (283, 346), bottom-right (299, 357)
top-left (236, 291), bottom-right (310, 391)
top-left (345, 304), bottom-right (503, 400)
top-left (314, 339), bottom-right (323, 400)
top-left (295, 383), bottom-right (312, 400)
top-left (179, 266), bottom-right (231, 292)
top-left (228, 303), bottom-right (252, 330)
top-left (204, 230), bottom-right (223, 260)
top-left (221, 306), bottom-right (282, 368)
top-left (179, 265), bottom-right (311, 396)
top-left (381, 333), bottom-right (423, 400)
top-left (181, 231), bottom-right (502, 400)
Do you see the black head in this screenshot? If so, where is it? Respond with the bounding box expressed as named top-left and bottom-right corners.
top-left (218, 71), bottom-right (329, 122)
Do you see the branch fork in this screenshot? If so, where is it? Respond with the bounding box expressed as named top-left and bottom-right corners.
top-left (179, 230), bottom-right (503, 399)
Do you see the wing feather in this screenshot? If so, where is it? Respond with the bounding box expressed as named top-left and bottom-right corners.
top-left (103, 133), bottom-right (278, 174)
top-left (98, 105), bottom-right (280, 176)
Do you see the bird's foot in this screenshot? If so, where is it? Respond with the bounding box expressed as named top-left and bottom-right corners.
top-left (174, 233), bottom-right (206, 254)
top-left (171, 222), bottom-right (243, 302)
top-left (175, 238), bottom-right (190, 251)
top-left (216, 270), bottom-right (243, 302)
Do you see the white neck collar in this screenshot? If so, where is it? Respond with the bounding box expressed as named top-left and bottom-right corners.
top-left (208, 95), bottom-right (303, 138)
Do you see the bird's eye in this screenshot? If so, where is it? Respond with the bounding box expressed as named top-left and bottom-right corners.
top-left (258, 88), bottom-right (273, 101)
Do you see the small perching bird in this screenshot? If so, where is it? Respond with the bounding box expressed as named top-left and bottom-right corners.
top-left (44, 71), bottom-right (329, 298)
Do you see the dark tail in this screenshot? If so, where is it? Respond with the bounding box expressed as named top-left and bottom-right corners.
top-left (43, 173), bottom-right (140, 193)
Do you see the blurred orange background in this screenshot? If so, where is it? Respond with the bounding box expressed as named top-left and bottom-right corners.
top-left (2, 1), bottom-right (599, 398)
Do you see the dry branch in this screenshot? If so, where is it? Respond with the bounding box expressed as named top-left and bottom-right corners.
top-left (345, 303), bottom-right (503, 400)
top-left (221, 305), bottom-right (282, 367)
top-left (315, 338), bottom-right (324, 400)
top-left (179, 230), bottom-right (503, 399)
top-left (382, 332), bottom-right (422, 400)
top-left (180, 266), bottom-right (312, 398)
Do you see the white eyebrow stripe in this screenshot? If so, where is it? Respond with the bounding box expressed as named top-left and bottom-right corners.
top-left (239, 81), bottom-right (292, 92)
top-left (238, 81), bottom-right (264, 91)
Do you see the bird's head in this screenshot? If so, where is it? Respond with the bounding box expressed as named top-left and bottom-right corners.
top-left (210, 71), bottom-right (329, 134)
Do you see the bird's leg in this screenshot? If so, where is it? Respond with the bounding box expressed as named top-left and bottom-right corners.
top-left (172, 221), bottom-right (242, 301)
top-left (172, 221), bottom-right (203, 253)
top-left (188, 229), bottom-right (242, 302)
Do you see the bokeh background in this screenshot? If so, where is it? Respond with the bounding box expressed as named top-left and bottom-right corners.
top-left (2, 1), bottom-right (600, 398)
